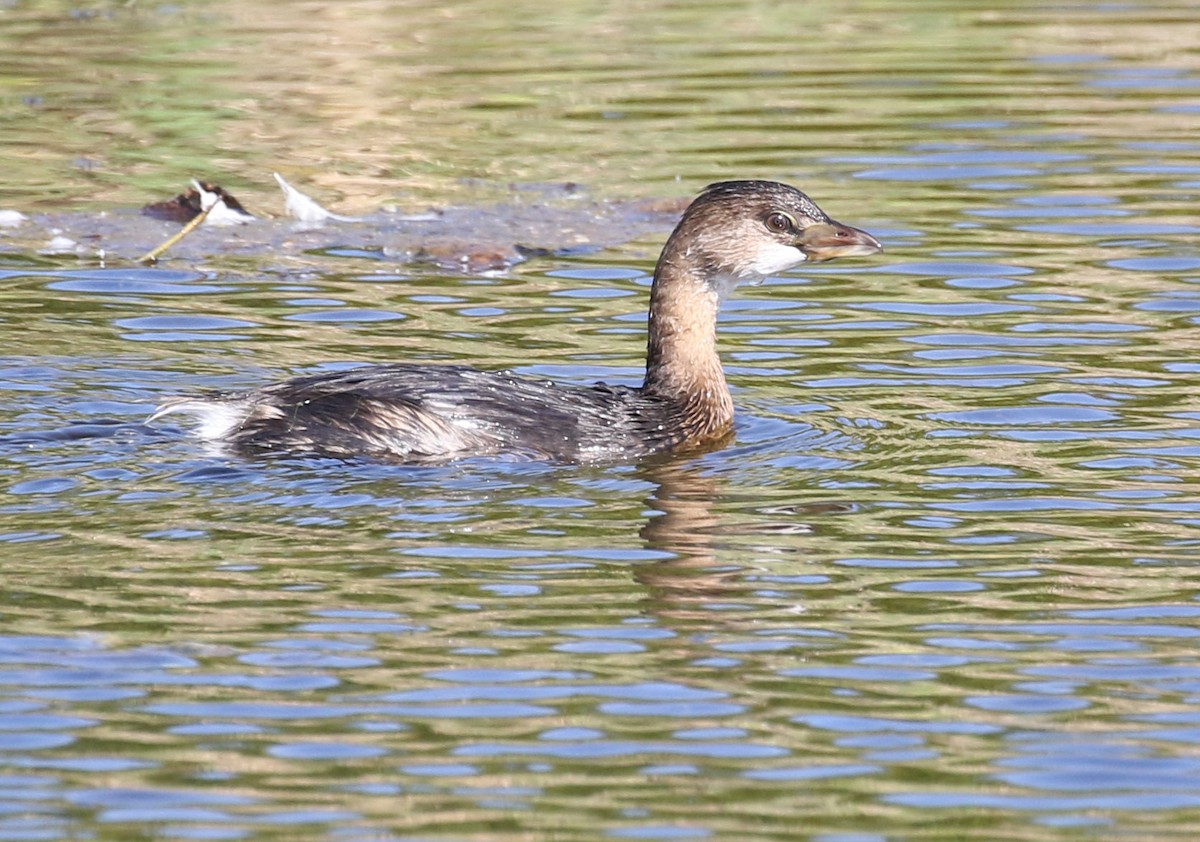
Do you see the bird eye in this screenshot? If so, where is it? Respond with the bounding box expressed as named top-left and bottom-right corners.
top-left (765, 212), bottom-right (795, 234)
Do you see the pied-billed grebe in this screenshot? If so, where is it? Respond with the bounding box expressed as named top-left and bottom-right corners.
top-left (151, 180), bottom-right (881, 463)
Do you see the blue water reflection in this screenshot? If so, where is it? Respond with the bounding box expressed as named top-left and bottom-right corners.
top-left (4, 5), bottom-right (1200, 842)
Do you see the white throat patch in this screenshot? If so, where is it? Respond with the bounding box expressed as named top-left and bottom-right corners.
top-left (749, 242), bottom-right (807, 277)
top-left (712, 243), bottom-right (807, 304)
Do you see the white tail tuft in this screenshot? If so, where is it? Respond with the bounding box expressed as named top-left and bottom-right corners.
top-left (148, 398), bottom-right (249, 441)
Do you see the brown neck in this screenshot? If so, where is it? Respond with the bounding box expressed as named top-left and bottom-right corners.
top-left (641, 254), bottom-right (734, 440)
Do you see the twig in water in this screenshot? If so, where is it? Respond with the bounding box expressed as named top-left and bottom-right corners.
top-left (137, 191), bottom-right (220, 265)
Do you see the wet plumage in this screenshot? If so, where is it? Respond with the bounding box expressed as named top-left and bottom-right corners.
top-left (151, 180), bottom-right (882, 464)
top-left (157, 365), bottom-right (720, 462)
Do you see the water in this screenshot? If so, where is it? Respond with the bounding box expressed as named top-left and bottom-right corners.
top-left (3, 0), bottom-right (1200, 839)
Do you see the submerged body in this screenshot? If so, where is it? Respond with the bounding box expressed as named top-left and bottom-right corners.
top-left (152, 180), bottom-right (882, 463)
top-left (176, 364), bottom-right (724, 463)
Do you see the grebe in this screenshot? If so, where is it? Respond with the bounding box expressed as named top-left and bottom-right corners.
top-left (151, 180), bottom-right (881, 463)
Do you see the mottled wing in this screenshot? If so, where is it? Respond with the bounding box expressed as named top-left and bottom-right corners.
top-left (228, 365), bottom-right (662, 462)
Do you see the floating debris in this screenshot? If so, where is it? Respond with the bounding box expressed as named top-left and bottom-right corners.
top-left (138, 180), bottom-right (226, 264)
top-left (411, 242), bottom-right (524, 273)
top-left (0, 209), bottom-right (28, 229)
top-left (273, 172), bottom-right (359, 225)
top-left (142, 181), bottom-right (253, 226)
top-left (1, 173), bottom-right (689, 272)
top-left (42, 233), bottom-right (79, 254)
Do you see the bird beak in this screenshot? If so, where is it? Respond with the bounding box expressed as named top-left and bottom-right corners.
top-left (799, 221), bottom-right (883, 262)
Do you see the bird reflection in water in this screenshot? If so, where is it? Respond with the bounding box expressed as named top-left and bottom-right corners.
top-left (634, 460), bottom-right (853, 625)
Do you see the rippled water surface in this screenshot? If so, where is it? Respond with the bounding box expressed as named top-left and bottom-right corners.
top-left (3, 0), bottom-right (1200, 840)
